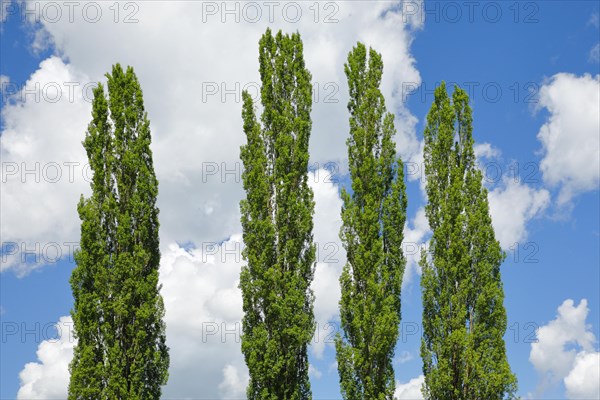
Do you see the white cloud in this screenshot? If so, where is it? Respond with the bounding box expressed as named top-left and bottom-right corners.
top-left (530, 299), bottom-right (599, 397)
top-left (16, 169), bottom-right (345, 398)
top-left (9, 2), bottom-right (422, 397)
top-left (159, 238), bottom-right (246, 399)
top-left (17, 316), bottom-right (75, 400)
top-left (17, 236), bottom-right (249, 400)
top-left (488, 178), bottom-right (550, 249)
top-left (394, 374), bottom-right (424, 399)
top-left (564, 351), bottom-right (600, 399)
top-left (2, 1), bottom-right (421, 275)
top-left (1, 57), bottom-right (92, 275)
top-left (474, 142), bottom-right (501, 160)
top-left (309, 170), bottom-right (345, 358)
top-left (218, 363), bottom-right (249, 399)
top-left (536, 73), bottom-right (600, 204)
top-left (402, 206), bottom-right (430, 286)
top-left (309, 364), bottom-right (323, 380)
top-left (405, 141), bottom-right (425, 185)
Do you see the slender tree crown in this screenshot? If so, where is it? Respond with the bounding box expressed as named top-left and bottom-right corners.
top-left (420, 82), bottom-right (517, 399)
top-left (335, 42), bottom-right (408, 400)
top-left (69, 64), bottom-right (169, 400)
top-left (239, 28), bottom-right (316, 399)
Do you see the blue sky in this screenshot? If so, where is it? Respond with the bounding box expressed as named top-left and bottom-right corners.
top-left (1, 1), bottom-right (599, 399)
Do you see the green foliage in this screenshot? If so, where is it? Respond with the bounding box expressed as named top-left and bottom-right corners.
top-left (335, 42), bottom-right (408, 400)
top-left (420, 83), bottom-right (517, 399)
top-left (69, 65), bottom-right (169, 399)
top-left (239, 28), bottom-right (316, 399)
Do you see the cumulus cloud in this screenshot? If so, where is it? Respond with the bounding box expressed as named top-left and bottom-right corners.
top-left (158, 237), bottom-right (246, 398)
top-left (17, 236), bottom-right (248, 399)
top-left (488, 177), bottom-right (550, 249)
top-left (2, 1), bottom-right (422, 274)
top-left (474, 142), bottom-right (501, 160)
top-left (530, 299), bottom-right (600, 397)
top-left (308, 171), bottom-right (345, 358)
top-left (9, 1), bottom-right (423, 397)
top-left (218, 363), bottom-right (249, 399)
top-left (17, 316), bottom-right (75, 399)
top-left (394, 374), bottom-right (424, 399)
top-left (472, 141), bottom-right (551, 251)
top-left (1, 57), bottom-right (92, 275)
top-left (402, 207), bottom-right (430, 286)
top-left (309, 364), bottom-right (323, 380)
top-left (564, 351), bottom-right (600, 399)
top-left (536, 73), bottom-right (600, 204)
top-left (16, 169), bottom-right (345, 398)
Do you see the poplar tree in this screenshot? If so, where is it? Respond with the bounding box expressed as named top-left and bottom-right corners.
top-left (420, 83), bottom-right (517, 399)
top-left (239, 28), bottom-right (316, 399)
top-left (335, 43), bottom-right (407, 399)
top-left (69, 64), bottom-right (169, 399)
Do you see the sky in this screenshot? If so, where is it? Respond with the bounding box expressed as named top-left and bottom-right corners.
top-left (1, 1), bottom-right (599, 399)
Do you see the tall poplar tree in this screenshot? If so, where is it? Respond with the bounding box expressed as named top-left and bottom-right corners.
top-left (335, 43), bottom-right (407, 399)
top-left (69, 64), bottom-right (169, 399)
top-left (420, 83), bottom-right (517, 399)
top-left (239, 28), bottom-right (316, 399)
